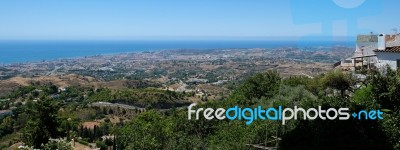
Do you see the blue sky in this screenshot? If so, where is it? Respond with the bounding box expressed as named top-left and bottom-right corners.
top-left (0, 0), bottom-right (398, 40)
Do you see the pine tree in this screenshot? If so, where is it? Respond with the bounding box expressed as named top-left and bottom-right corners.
top-left (22, 98), bottom-right (60, 148)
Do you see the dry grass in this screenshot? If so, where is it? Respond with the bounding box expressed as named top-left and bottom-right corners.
top-left (0, 74), bottom-right (160, 96)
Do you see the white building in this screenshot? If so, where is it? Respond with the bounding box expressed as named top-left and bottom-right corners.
top-left (352, 34), bottom-right (379, 70)
top-left (375, 46), bottom-right (400, 70)
top-left (337, 33), bottom-right (400, 71)
top-left (335, 34), bottom-right (379, 71)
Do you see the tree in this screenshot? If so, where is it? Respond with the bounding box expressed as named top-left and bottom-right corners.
top-left (232, 70), bottom-right (281, 103)
top-left (31, 90), bottom-right (39, 97)
top-left (96, 141), bottom-right (107, 150)
top-left (0, 116), bottom-right (14, 137)
top-left (117, 110), bottom-right (167, 149)
top-left (321, 70), bottom-right (352, 97)
top-left (47, 85), bottom-right (58, 95)
top-left (368, 67), bottom-right (400, 110)
top-left (43, 139), bottom-right (73, 150)
top-left (353, 84), bottom-right (376, 108)
top-left (22, 98), bottom-right (60, 148)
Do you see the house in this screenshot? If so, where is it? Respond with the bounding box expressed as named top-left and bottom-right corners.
top-left (334, 58), bottom-right (354, 71)
top-left (351, 34), bottom-right (379, 71)
top-left (58, 87), bottom-right (67, 93)
top-left (336, 33), bottom-right (400, 72)
top-left (374, 34), bottom-right (400, 70)
top-left (374, 46), bottom-right (400, 70)
top-left (335, 34), bottom-right (378, 71)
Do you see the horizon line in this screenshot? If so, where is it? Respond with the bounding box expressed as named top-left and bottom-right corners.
top-left (0, 36), bottom-right (357, 41)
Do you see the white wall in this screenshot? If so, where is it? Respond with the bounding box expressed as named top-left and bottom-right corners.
top-left (376, 52), bottom-right (400, 70)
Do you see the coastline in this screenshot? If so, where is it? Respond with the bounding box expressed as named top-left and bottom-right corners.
top-left (0, 40), bottom-right (354, 65)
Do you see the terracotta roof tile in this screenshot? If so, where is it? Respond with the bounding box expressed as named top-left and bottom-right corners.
top-left (374, 46), bottom-right (400, 53)
top-left (386, 35), bottom-right (397, 42)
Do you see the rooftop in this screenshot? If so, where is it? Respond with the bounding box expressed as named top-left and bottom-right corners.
top-left (357, 35), bottom-right (378, 43)
top-left (374, 46), bottom-right (400, 53)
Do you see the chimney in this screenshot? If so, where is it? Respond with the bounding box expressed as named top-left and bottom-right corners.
top-left (378, 34), bottom-right (386, 50)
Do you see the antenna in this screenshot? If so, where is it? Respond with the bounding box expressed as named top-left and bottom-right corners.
top-left (370, 32), bottom-right (374, 42)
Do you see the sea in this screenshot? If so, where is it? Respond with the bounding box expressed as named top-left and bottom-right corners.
top-left (0, 40), bottom-right (354, 64)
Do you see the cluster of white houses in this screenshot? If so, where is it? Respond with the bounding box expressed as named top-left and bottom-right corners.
top-left (337, 33), bottom-right (400, 72)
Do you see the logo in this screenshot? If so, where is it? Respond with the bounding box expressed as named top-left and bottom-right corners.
top-left (188, 103), bottom-right (383, 125)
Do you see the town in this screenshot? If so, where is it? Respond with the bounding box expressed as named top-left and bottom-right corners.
top-left (1, 33), bottom-right (400, 149)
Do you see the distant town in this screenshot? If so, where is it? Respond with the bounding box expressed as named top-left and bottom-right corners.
top-left (0, 46), bottom-right (353, 99)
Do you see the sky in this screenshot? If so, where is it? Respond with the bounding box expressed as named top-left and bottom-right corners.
top-left (0, 0), bottom-right (398, 40)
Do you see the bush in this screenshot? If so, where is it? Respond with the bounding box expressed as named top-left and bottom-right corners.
top-left (321, 70), bottom-right (353, 97)
top-left (231, 70), bottom-right (281, 104)
top-left (43, 138), bottom-right (73, 150)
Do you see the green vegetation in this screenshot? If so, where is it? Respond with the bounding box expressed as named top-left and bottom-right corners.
top-left (42, 139), bottom-right (73, 150)
top-left (115, 69), bottom-right (400, 149)
top-left (321, 70), bottom-right (353, 97)
top-left (231, 70), bottom-right (281, 102)
top-left (1, 68), bottom-right (400, 149)
top-left (88, 88), bottom-right (191, 108)
top-left (22, 98), bottom-right (60, 148)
